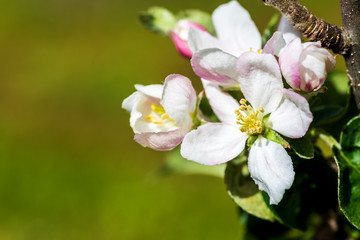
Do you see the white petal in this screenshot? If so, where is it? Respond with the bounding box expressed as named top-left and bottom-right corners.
top-left (181, 123), bottom-right (248, 165)
top-left (262, 31), bottom-right (286, 56)
top-left (212, 0), bottom-right (261, 57)
top-left (268, 89), bottom-right (313, 138)
top-left (191, 48), bottom-right (239, 86)
top-left (162, 74), bottom-right (197, 129)
top-left (135, 84), bottom-right (163, 99)
top-left (248, 137), bottom-right (295, 205)
top-left (237, 52), bottom-right (283, 114)
top-left (188, 27), bottom-right (222, 54)
top-left (202, 79), bottom-right (240, 124)
top-left (277, 16), bottom-right (301, 44)
top-left (122, 91), bottom-right (144, 130)
top-left (122, 91), bottom-right (139, 113)
top-left (134, 128), bottom-right (187, 151)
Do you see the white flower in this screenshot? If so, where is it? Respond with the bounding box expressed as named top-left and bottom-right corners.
top-left (122, 74), bottom-right (197, 151)
top-left (188, 0), bottom-right (261, 57)
top-left (181, 52), bottom-right (313, 204)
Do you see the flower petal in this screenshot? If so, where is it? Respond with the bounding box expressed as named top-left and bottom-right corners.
top-left (191, 48), bottom-right (239, 86)
top-left (122, 91), bottom-right (144, 130)
top-left (188, 27), bottom-right (222, 54)
top-left (212, 0), bottom-right (261, 56)
top-left (134, 128), bottom-right (187, 151)
top-left (170, 31), bottom-right (193, 58)
top-left (277, 16), bottom-right (301, 44)
top-left (181, 123), bottom-right (247, 165)
top-left (248, 137), bottom-right (295, 205)
top-left (279, 38), bottom-right (303, 90)
top-left (135, 84), bottom-right (163, 99)
top-left (237, 51), bottom-right (283, 114)
top-left (299, 42), bottom-right (336, 91)
top-left (202, 79), bottom-right (240, 124)
top-left (262, 31), bottom-right (286, 56)
top-left (162, 74), bottom-right (197, 128)
top-left (268, 89), bottom-right (313, 138)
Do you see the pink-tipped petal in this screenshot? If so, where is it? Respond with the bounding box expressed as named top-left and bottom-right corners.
top-left (248, 137), bottom-right (295, 205)
top-left (262, 31), bottom-right (286, 56)
top-left (299, 42), bottom-right (336, 91)
top-left (170, 31), bottom-right (193, 58)
top-left (191, 48), bottom-right (239, 86)
top-left (134, 128), bottom-right (187, 151)
top-left (170, 20), bottom-right (209, 58)
top-left (162, 74), bottom-right (197, 129)
top-left (202, 79), bottom-right (240, 124)
top-left (181, 123), bottom-right (248, 165)
top-left (237, 52), bottom-right (283, 114)
top-left (212, 0), bottom-right (261, 56)
top-left (279, 38), bottom-right (303, 90)
top-left (268, 89), bottom-right (313, 138)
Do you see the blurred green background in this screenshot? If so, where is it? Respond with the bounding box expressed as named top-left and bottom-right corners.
top-left (0, 0), bottom-right (343, 239)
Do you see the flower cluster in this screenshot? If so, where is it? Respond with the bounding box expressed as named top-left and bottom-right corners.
top-left (123, 0), bottom-right (335, 204)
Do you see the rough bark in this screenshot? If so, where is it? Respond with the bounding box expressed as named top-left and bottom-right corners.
top-left (262, 0), bottom-right (351, 54)
top-left (340, 0), bottom-right (360, 111)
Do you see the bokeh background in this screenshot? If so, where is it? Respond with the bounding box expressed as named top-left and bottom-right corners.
top-left (0, 0), bottom-right (344, 239)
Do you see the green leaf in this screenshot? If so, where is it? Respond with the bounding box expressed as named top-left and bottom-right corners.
top-left (334, 116), bottom-right (360, 229)
top-left (263, 128), bottom-right (290, 149)
top-left (288, 137), bottom-right (314, 159)
top-left (264, 154), bottom-right (337, 230)
top-left (261, 13), bottom-right (280, 47)
top-left (312, 105), bottom-right (344, 125)
top-left (340, 116), bottom-right (360, 149)
top-left (176, 9), bottom-right (215, 35)
top-left (159, 148), bottom-right (225, 178)
top-left (139, 7), bottom-right (176, 36)
top-left (225, 158), bottom-right (275, 221)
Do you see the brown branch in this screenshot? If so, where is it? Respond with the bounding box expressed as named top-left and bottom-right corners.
top-left (262, 0), bottom-right (351, 55)
top-left (340, 0), bottom-right (360, 111)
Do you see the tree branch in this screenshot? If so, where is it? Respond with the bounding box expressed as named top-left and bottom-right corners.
top-left (262, 0), bottom-right (351, 55)
top-left (340, 0), bottom-right (360, 111)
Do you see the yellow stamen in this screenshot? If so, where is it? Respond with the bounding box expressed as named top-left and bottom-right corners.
top-left (161, 113), bottom-right (169, 120)
top-left (234, 100), bottom-right (265, 136)
top-left (240, 98), bottom-right (247, 105)
top-left (146, 103), bottom-right (176, 125)
top-left (152, 119), bottom-right (163, 124)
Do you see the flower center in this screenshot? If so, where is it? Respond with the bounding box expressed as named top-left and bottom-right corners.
top-left (145, 103), bottom-right (175, 125)
top-left (235, 98), bottom-right (264, 135)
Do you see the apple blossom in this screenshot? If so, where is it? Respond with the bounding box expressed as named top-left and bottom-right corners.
top-left (279, 38), bottom-right (336, 92)
top-left (188, 0), bottom-right (261, 58)
top-left (181, 52), bottom-right (313, 204)
top-left (122, 74), bottom-right (197, 151)
top-left (170, 20), bottom-right (208, 58)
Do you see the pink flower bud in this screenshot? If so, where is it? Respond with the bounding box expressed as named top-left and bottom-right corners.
top-left (279, 39), bottom-right (336, 92)
top-left (170, 20), bottom-right (208, 58)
